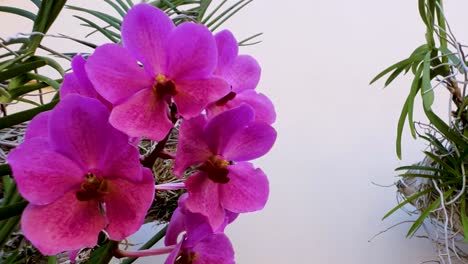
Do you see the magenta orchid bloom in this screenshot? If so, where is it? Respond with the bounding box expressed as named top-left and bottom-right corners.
top-left (206, 30), bottom-right (276, 124)
top-left (164, 194), bottom-right (235, 264)
top-left (174, 104), bottom-right (276, 229)
top-left (60, 55), bottom-right (111, 108)
top-left (7, 95), bottom-right (155, 255)
top-left (86, 3), bottom-right (230, 141)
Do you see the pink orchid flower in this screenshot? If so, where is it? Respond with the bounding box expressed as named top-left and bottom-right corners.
top-left (86, 3), bottom-right (229, 141)
top-left (7, 95), bottom-right (154, 255)
top-left (174, 105), bottom-right (276, 229)
top-left (207, 30), bottom-right (276, 124)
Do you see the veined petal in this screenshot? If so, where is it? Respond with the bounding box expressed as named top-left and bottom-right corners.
top-left (166, 23), bottom-right (217, 80)
top-left (228, 55), bottom-right (261, 93)
top-left (104, 168), bottom-right (155, 240)
top-left (109, 88), bottom-right (173, 141)
top-left (86, 44), bottom-right (152, 104)
top-left (185, 172), bottom-right (225, 230)
top-left (164, 241), bottom-right (183, 264)
top-left (60, 55), bottom-right (97, 100)
top-left (165, 207), bottom-right (185, 246)
top-left (214, 30), bottom-right (238, 75)
top-left (24, 111), bottom-right (50, 140)
top-left (21, 191), bottom-right (106, 255)
top-left (220, 162), bottom-right (269, 213)
top-left (232, 91), bottom-right (276, 124)
top-left (121, 3), bottom-right (174, 76)
top-left (99, 127), bottom-right (142, 182)
top-left (222, 121), bottom-right (276, 161)
top-left (174, 77), bottom-right (229, 118)
top-left (192, 233), bottom-right (235, 264)
top-left (7, 138), bottom-right (84, 205)
top-left (203, 104), bottom-right (255, 155)
top-left (173, 115), bottom-right (212, 177)
top-left (48, 95), bottom-right (112, 171)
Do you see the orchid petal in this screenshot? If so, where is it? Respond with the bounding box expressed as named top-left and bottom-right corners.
top-left (48, 95), bottom-right (111, 171)
top-left (104, 168), bottom-right (155, 240)
top-left (166, 22), bottom-right (217, 80)
top-left (164, 241), bottom-right (183, 264)
top-left (109, 88), bottom-right (173, 141)
top-left (86, 44), bottom-right (152, 104)
top-left (228, 55), bottom-right (261, 92)
top-left (165, 207), bottom-right (185, 246)
top-left (192, 233), bottom-right (235, 264)
top-left (21, 191), bottom-right (106, 255)
top-left (60, 55), bottom-right (97, 100)
top-left (222, 121), bottom-right (276, 161)
top-left (220, 162), bottom-right (269, 213)
top-left (185, 172), bottom-right (225, 230)
top-left (214, 30), bottom-right (238, 75)
top-left (24, 111), bottom-right (50, 140)
top-left (121, 3), bottom-right (174, 76)
top-left (174, 77), bottom-right (229, 118)
top-left (173, 115), bottom-right (211, 177)
top-left (8, 138), bottom-right (84, 205)
top-left (203, 104), bottom-right (255, 155)
top-left (232, 90), bottom-right (276, 124)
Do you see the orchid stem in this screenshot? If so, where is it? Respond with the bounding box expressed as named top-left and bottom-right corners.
top-left (121, 225), bottom-right (168, 264)
top-left (155, 182), bottom-right (186, 191)
top-left (141, 128), bottom-right (173, 169)
top-left (116, 245), bottom-right (176, 258)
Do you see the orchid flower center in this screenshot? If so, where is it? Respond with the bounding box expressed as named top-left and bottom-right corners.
top-left (153, 73), bottom-right (177, 99)
top-left (198, 155), bottom-right (230, 184)
top-left (76, 173), bottom-right (109, 202)
top-left (215, 91), bottom-right (237, 106)
top-left (175, 252), bottom-right (198, 264)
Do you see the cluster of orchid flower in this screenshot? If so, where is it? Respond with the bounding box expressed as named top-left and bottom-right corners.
top-left (7, 3), bottom-right (276, 263)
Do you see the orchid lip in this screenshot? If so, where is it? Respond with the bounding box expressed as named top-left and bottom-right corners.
top-left (76, 172), bottom-right (109, 202)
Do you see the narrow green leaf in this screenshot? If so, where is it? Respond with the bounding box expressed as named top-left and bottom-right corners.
top-left (9, 82), bottom-right (50, 99)
top-left (421, 52), bottom-right (434, 110)
top-left (0, 100), bottom-right (58, 129)
top-left (115, 0), bottom-right (130, 11)
top-left (383, 187), bottom-right (434, 219)
top-left (66, 5), bottom-right (122, 30)
top-left (201, 0), bottom-right (227, 24)
top-left (0, 60), bottom-right (46, 83)
top-left (423, 151), bottom-right (460, 176)
top-left (73, 16), bottom-right (119, 43)
top-left (395, 165), bottom-right (446, 174)
top-left (25, 73), bottom-right (61, 90)
top-left (87, 240), bottom-right (118, 264)
top-left (0, 6), bottom-right (36, 21)
top-left (370, 57), bottom-right (415, 85)
top-left (396, 98), bottom-right (409, 159)
top-left (104, 0), bottom-right (127, 17)
top-left (418, 0), bottom-right (429, 27)
top-left (0, 52), bottom-right (32, 72)
top-left (33, 55), bottom-right (65, 76)
top-left (424, 108), bottom-right (468, 149)
top-left (407, 188), bottom-right (454, 237)
top-left (48, 256), bottom-right (56, 264)
top-left (125, 0), bottom-right (134, 7)
top-left (206, 0), bottom-right (247, 27)
top-left (238, 32), bottom-right (263, 46)
top-left (406, 66), bottom-right (423, 138)
top-left (30, 0), bottom-right (41, 8)
top-left (461, 194), bottom-right (468, 241)
top-left (384, 67), bottom-right (405, 87)
top-left (209, 0), bottom-right (253, 31)
top-left (198, 0), bottom-right (212, 22)
top-left (397, 173), bottom-right (443, 180)
top-left (0, 200), bottom-right (28, 221)
top-left (439, 46), bottom-right (465, 73)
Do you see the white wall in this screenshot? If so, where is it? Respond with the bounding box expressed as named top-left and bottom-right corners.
top-left (3, 0), bottom-right (468, 263)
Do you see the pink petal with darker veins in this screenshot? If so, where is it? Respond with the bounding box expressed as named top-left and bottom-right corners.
top-left (231, 90), bottom-right (276, 124)
top-left (214, 30), bottom-right (238, 75)
top-left (24, 111), bottom-right (50, 140)
top-left (220, 162), bottom-right (269, 213)
top-left (7, 138), bottom-right (84, 205)
top-left (104, 168), bottom-right (155, 240)
top-left (165, 207), bottom-right (185, 246)
top-left (60, 55), bottom-right (97, 100)
top-left (48, 95), bottom-right (112, 171)
top-left (203, 104), bottom-right (255, 155)
top-left (21, 191), bottom-right (106, 255)
top-left (165, 23), bottom-right (217, 80)
top-left (192, 233), bottom-right (235, 264)
top-left (173, 115), bottom-right (211, 177)
top-left (86, 44), bottom-right (153, 104)
top-left (174, 77), bottom-right (229, 118)
top-left (121, 3), bottom-right (174, 76)
top-left (228, 55), bottom-right (261, 93)
top-left (222, 121), bottom-right (276, 161)
top-left (109, 88), bottom-right (173, 141)
top-left (185, 172), bottom-right (225, 230)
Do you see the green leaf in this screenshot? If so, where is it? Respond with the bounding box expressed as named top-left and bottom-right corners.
top-left (395, 165), bottom-right (446, 174)
top-left (25, 73), bottom-right (61, 90)
top-left (421, 52), bottom-right (434, 110)
top-left (239, 32), bottom-right (263, 46)
top-left (8, 82), bottom-right (50, 99)
top-left (0, 100), bottom-right (58, 129)
top-left (201, 0), bottom-right (227, 24)
top-left (0, 164), bottom-right (11, 176)
top-left (461, 194), bottom-right (468, 241)
top-left (104, 0), bottom-right (127, 17)
top-left (439, 46), bottom-right (465, 73)
top-left (370, 57), bottom-right (415, 85)
top-left (209, 0), bottom-right (253, 31)
top-left (87, 240), bottom-right (118, 264)
top-left (406, 66), bottom-right (423, 138)
top-left (198, 0), bottom-right (212, 22)
top-left (0, 6), bottom-right (36, 21)
top-left (0, 60), bottom-right (47, 83)
top-left (423, 151), bottom-right (460, 176)
top-left (396, 98), bottom-right (409, 159)
top-left (383, 187), bottom-right (434, 219)
top-left (33, 55), bottom-right (65, 76)
top-left (30, 0), bottom-right (41, 8)
top-left (407, 188), bottom-right (454, 237)
top-left (115, 0), bottom-right (130, 11)
top-left (0, 52), bottom-right (32, 72)
top-left (397, 173), bottom-right (443, 180)
top-left (424, 108), bottom-right (468, 150)
top-left (74, 15), bottom-right (120, 43)
top-left (67, 5), bottom-right (122, 30)
top-left (0, 200), bottom-right (28, 221)
top-left (48, 256), bottom-right (56, 264)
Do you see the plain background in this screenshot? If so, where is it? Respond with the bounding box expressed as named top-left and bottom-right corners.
top-left (3, 0), bottom-right (468, 263)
